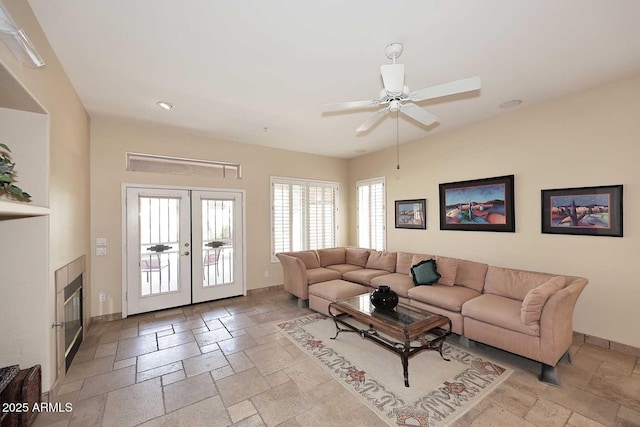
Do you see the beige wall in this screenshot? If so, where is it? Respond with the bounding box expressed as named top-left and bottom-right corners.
top-left (0, 0), bottom-right (90, 390)
top-left (90, 117), bottom-right (349, 316)
top-left (349, 75), bottom-right (640, 348)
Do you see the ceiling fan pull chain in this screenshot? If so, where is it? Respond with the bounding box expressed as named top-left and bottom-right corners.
top-left (396, 108), bottom-right (400, 170)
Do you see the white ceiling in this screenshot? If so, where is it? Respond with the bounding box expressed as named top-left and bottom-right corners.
top-left (27, 0), bottom-right (640, 159)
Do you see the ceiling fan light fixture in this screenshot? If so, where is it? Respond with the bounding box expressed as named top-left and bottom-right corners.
top-left (157, 101), bottom-right (175, 110)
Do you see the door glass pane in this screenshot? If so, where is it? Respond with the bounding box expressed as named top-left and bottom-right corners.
top-left (202, 199), bottom-right (234, 287)
top-left (139, 196), bottom-right (180, 296)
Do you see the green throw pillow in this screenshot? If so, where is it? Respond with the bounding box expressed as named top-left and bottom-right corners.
top-left (411, 259), bottom-right (441, 286)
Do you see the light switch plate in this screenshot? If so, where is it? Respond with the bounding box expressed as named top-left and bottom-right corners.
top-left (96, 237), bottom-right (107, 246)
top-left (96, 247), bottom-right (107, 256)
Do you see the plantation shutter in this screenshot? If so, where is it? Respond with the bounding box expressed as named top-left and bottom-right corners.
top-left (271, 177), bottom-right (338, 259)
top-left (356, 177), bottom-right (385, 251)
top-left (272, 181), bottom-right (290, 254)
top-left (308, 183), bottom-right (337, 250)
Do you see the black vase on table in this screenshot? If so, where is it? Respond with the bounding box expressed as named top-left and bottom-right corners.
top-left (370, 285), bottom-right (399, 310)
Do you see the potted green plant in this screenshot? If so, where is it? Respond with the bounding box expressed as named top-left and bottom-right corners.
top-left (0, 143), bottom-right (31, 201)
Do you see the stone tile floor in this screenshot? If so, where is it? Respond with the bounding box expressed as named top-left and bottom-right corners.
top-left (33, 290), bottom-right (639, 427)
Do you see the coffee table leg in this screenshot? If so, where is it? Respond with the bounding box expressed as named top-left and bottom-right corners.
top-left (438, 319), bottom-right (453, 361)
top-left (328, 303), bottom-right (341, 339)
top-left (403, 332), bottom-right (411, 387)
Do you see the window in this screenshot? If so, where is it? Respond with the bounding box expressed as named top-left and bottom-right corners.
top-left (356, 177), bottom-right (385, 251)
top-left (271, 177), bottom-right (339, 260)
top-left (127, 152), bottom-right (242, 179)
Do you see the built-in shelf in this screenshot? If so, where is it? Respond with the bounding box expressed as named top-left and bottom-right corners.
top-left (0, 200), bottom-right (49, 218)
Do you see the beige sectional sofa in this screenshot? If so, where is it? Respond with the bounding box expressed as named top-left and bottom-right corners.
top-left (276, 247), bottom-right (588, 386)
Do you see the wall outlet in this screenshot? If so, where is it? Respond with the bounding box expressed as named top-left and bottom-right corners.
top-left (99, 292), bottom-right (106, 302)
top-left (264, 270), bottom-right (269, 278)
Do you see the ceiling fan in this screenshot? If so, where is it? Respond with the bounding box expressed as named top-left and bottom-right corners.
top-left (325, 43), bottom-right (481, 133)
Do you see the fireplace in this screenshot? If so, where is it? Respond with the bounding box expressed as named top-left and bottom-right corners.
top-left (63, 275), bottom-right (83, 370)
top-left (54, 255), bottom-right (87, 385)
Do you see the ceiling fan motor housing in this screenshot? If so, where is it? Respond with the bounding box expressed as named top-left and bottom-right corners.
top-left (381, 64), bottom-right (405, 94)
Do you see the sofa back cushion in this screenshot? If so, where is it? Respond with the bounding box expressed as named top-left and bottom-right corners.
top-left (346, 247), bottom-right (370, 267)
top-left (455, 259), bottom-right (489, 292)
top-left (435, 256), bottom-right (457, 286)
top-left (366, 251), bottom-right (397, 273)
top-left (484, 266), bottom-right (557, 301)
top-left (395, 252), bottom-right (415, 275)
top-left (317, 247), bottom-right (346, 267)
top-left (285, 250), bottom-right (320, 269)
top-left (412, 254), bottom-right (456, 286)
top-left (411, 254), bottom-right (436, 266)
top-left (521, 276), bottom-right (565, 325)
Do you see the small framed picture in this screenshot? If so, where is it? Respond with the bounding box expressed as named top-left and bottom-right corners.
top-left (439, 175), bottom-right (515, 232)
top-left (541, 185), bottom-right (623, 237)
top-left (395, 199), bottom-right (426, 229)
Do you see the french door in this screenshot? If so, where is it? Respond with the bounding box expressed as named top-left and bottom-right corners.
top-left (125, 187), bottom-right (244, 315)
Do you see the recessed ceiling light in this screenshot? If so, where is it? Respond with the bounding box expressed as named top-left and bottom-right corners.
top-left (157, 101), bottom-right (174, 110)
top-left (499, 99), bottom-right (522, 109)
top-left (354, 149), bottom-right (366, 154)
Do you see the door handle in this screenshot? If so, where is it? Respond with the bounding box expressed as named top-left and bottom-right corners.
top-left (183, 251), bottom-right (190, 256)
top-left (148, 244), bottom-right (172, 253)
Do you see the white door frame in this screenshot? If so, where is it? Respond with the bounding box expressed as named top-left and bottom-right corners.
top-left (121, 183), bottom-right (247, 318)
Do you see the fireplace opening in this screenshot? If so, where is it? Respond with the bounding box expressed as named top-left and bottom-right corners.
top-left (64, 275), bottom-right (83, 371)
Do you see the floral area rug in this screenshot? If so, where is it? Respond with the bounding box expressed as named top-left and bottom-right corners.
top-left (275, 313), bottom-right (512, 426)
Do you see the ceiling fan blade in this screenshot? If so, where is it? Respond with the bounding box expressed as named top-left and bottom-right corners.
top-left (410, 76), bottom-right (481, 102)
top-left (356, 107), bottom-right (390, 133)
top-left (400, 103), bottom-right (439, 126)
top-left (381, 64), bottom-right (405, 94)
top-left (324, 99), bottom-right (380, 111)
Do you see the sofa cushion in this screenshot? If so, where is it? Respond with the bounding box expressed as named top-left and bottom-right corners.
top-left (411, 253), bottom-right (436, 266)
top-left (306, 268), bottom-right (341, 285)
top-left (395, 252), bottom-right (415, 275)
top-left (284, 250), bottom-right (320, 269)
top-left (462, 294), bottom-right (539, 336)
top-left (371, 273), bottom-right (414, 298)
top-left (484, 266), bottom-right (556, 301)
top-left (411, 259), bottom-right (441, 285)
top-left (521, 276), bottom-right (565, 325)
top-left (342, 269), bottom-right (391, 286)
top-left (408, 284), bottom-right (481, 312)
top-left (366, 251), bottom-right (397, 273)
top-left (436, 256), bottom-right (457, 286)
top-left (308, 279), bottom-right (369, 301)
top-left (455, 259), bottom-right (489, 292)
top-left (326, 264), bottom-right (363, 275)
top-left (317, 247), bottom-right (346, 267)
top-left (346, 248), bottom-right (370, 267)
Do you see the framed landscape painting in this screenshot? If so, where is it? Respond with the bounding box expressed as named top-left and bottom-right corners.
top-left (541, 185), bottom-right (623, 237)
top-left (395, 199), bottom-right (426, 229)
top-left (439, 175), bottom-right (515, 232)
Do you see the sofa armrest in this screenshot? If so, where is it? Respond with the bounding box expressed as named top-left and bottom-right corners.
top-left (276, 253), bottom-right (310, 300)
top-left (539, 278), bottom-right (588, 366)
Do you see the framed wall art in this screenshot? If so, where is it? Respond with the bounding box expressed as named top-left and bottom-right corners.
top-left (395, 199), bottom-right (426, 229)
top-left (439, 175), bottom-right (515, 232)
top-left (541, 185), bottom-right (623, 237)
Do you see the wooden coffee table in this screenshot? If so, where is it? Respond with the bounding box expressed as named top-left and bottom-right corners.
top-left (328, 293), bottom-right (452, 387)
